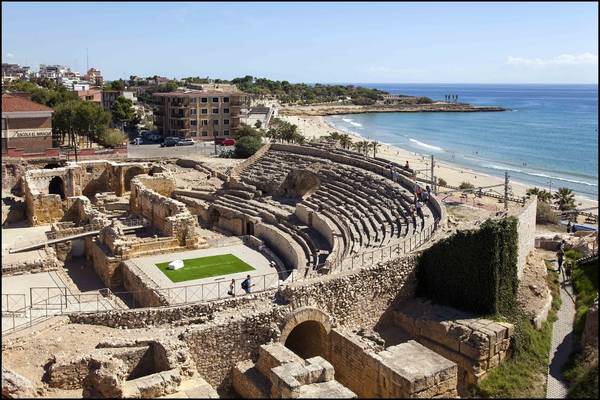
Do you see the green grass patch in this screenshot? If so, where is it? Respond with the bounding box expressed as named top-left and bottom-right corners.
top-left (156, 254), bottom-right (255, 283)
top-left (472, 270), bottom-right (561, 398)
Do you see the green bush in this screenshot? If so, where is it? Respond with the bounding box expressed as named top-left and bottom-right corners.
top-left (459, 181), bottom-right (475, 190)
top-left (234, 135), bottom-right (263, 158)
top-left (565, 347), bottom-right (598, 399)
top-left (437, 177), bottom-right (447, 187)
top-left (416, 96), bottom-right (433, 104)
top-left (536, 201), bottom-right (559, 224)
top-left (416, 217), bottom-right (519, 315)
top-left (98, 129), bottom-right (125, 148)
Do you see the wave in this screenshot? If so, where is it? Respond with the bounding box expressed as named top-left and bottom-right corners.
top-left (409, 138), bottom-right (443, 152)
top-left (482, 163), bottom-right (597, 187)
top-left (342, 118), bottom-right (353, 123)
top-left (350, 121), bottom-right (363, 128)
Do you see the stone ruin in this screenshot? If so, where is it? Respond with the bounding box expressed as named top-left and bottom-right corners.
top-left (2, 143), bottom-right (544, 399)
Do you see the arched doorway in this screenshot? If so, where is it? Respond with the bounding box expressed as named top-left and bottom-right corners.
top-left (48, 176), bottom-right (66, 200)
top-left (284, 320), bottom-right (329, 359)
top-left (124, 167), bottom-right (145, 191)
top-left (44, 163), bottom-right (61, 169)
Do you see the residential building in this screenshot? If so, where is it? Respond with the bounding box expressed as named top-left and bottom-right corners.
top-left (102, 90), bottom-right (137, 111)
top-left (38, 64), bottom-right (69, 80)
top-left (2, 93), bottom-right (54, 155)
top-left (1, 63), bottom-right (31, 84)
top-left (84, 68), bottom-right (104, 87)
top-left (153, 90), bottom-right (243, 140)
top-left (76, 89), bottom-right (102, 104)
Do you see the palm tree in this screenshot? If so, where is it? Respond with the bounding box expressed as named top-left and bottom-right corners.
top-left (526, 187), bottom-right (552, 203)
top-left (339, 134), bottom-right (352, 150)
top-left (369, 141), bottom-right (380, 158)
top-left (328, 131), bottom-right (341, 141)
top-left (553, 187), bottom-right (576, 211)
top-left (352, 141), bottom-right (364, 154)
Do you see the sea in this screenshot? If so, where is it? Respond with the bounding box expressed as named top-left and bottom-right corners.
top-left (324, 84), bottom-right (598, 200)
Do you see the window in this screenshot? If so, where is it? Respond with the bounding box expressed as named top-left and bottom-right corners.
top-left (212, 108), bottom-right (219, 114)
top-left (202, 131), bottom-right (208, 136)
top-left (224, 119), bottom-right (229, 125)
top-left (223, 97), bottom-right (230, 103)
top-left (201, 120), bottom-right (208, 126)
top-left (223, 108), bottom-right (229, 114)
top-left (1, 118), bottom-right (6, 130)
top-left (212, 97), bottom-right (219, 103)
top-left (201, 108), bottom-right (208, 114)
top-left (224, 130), bottom-right (230, 136)
top-left (201, 97), bottom-right (208, 103)
top-left (190, 109), bottom-right (197, 115)
top-left (191, 120), bottom-right (197, 126)
top-left (191, 98), bottom-right (197, 103)
top-left (213, 120), bottom-right (219, 125)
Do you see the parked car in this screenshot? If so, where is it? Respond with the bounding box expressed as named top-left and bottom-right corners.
top-left (222, 138), bottom-right (236, 146)
top-left (160, 137), bottom-right (179, 147)
top-left (214, 137), bottom-right (226, 145)
top-left (143, 132), bottom-right (163, 143)
top-left (176, 138), bottom-right (195, 146)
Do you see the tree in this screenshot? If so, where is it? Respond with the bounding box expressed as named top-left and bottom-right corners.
top-left (111, 96), bottom-right (134, 130)
top-left (108, 79), bottom-right (126, 91)
top-left (74, 101), bottom-right (111, 147)
top-left (437, 177), bottom-right (447, 187)
top-left (459, 181), bottom-right (474, 190)
top-left (369, 141), bottom-right (380, 158)
top-left (99, 128), bottom-right (126, 148)
top-left (339, 134), bottom-right (352, 150)
top-left (235, 135), bottom-right (263, 158)
top-left (52, 100), bottom-right (79, 147)
top-left (553, 187), bottom-right (576, 211)
top-left (526, 187), bottom-right (552, 203)
top-left (235, 123), bottom-right (262, 140)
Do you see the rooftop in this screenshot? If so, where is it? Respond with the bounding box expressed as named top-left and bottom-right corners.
top-left (153, 89), bottom-right (243, 98)
top-left (2, 94), bottom-right (53, 113)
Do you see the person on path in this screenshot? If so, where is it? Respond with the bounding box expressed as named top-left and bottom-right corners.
top-left (557, 240), bottom-right (566, 277)
top-left (228, 279), bottom-right (236, 296)
top-left (415, 185), bottom-right (422, 202)
top-left (389, 164), bottom-right (395, 183)
top-left (241, 275), bottom-right (255, 294)
top-left (405, 160), bottom-right (410, 170)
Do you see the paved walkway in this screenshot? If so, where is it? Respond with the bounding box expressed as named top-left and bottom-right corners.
top-left (546, 266), bottom-right (576, 398)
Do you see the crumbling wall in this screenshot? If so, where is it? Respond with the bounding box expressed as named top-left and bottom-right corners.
top-left (513, 196), bottom-right (537, 280)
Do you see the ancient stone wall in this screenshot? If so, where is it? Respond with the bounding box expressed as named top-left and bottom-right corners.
top-left (513, 196), bottom-right (537, 280)
top-left (121, 261), bottom-right (168, 307)
top-left (129, 174), bottom-right (201, 248)
top-left (85, 237), bottom-right (122, 288)
top-left (229, 143), bottom-right (272, 179)
top-left (255, 222), bottom-right (307, 271)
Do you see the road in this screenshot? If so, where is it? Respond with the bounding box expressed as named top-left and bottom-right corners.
top-left (127, 142), bottom-right (235, 160)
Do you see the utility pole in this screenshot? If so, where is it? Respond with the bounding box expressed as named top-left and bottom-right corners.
top-left (504, 171), bottom-right (509, 210)
top-left (430, 154), bottom-right (435, 194)
top-left (86, 48), bottom-right (89, 72)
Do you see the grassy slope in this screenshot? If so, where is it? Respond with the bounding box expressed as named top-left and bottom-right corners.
top-left (473, 267), bottom-right (561, 398)
top-left (563, 253), bottom-right (598, 399)
top-left (156, 254), bottom-right (255, 283)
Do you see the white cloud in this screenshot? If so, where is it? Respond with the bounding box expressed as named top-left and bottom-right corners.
top-left (506, 52), bottom-right (598, 67)
top-left (6, 52), bottom-right (14, 59)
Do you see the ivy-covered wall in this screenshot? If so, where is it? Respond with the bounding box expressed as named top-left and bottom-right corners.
top-left (416, 217), bottom-right (519, 315)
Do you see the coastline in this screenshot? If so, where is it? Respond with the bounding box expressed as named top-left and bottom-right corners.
top-left (279, 102), bottom-right (507, 117)
top-left (279, 114), bottom-right (598, 214)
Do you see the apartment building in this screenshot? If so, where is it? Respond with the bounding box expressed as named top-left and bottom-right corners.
top-left (1, 63), bottom-right (31, 84)
top-left (84, 68), bottom-right (104, 87)
top-left (77, 89), bottom-right (102, 104)
top-left (102, 90), bottom-right (137, 111)
top-left (152, 90), bottom-right (243, 140)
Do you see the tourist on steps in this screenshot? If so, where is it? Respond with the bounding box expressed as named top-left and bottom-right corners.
top-left (415, 199), bottom-right (425, 229)
top-left (404, 160), bottom-right (410, 170)
top-left (241, 275), bottom-right (255, 294)
top-left (228, 279), bottom-right (236, 296)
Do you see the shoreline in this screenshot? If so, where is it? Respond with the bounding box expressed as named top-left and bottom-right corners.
top-left (279, 115), bottom-right (598, 214)
top-left (279, 102), bottom-right (507, 117)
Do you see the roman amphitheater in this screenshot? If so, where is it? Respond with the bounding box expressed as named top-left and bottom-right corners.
top-left (2, 142), bottom-right (544, 398)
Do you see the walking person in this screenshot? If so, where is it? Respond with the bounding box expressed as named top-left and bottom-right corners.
top-left (389, 164), bottom-right (395, 183)
top-left (227, 279), bottom-right (236, 296)
top-left (415, 199), bottom-right (425, 229)
top-left (557, 240), bottom-right (565, 279)
top-left (241, 275), bottom-right (255, 294)
top-left (404, 160), bottom-right (410, 170)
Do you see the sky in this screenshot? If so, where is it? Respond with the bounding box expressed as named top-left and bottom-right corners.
top-left (2, 1), bottom-right (598, 84)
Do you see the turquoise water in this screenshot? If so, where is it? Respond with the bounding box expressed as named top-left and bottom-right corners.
top-left (325, 84), bottom-right (598, 199)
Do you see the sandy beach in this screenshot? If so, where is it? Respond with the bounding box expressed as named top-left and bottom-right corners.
top-left (280, 115), bottom-right (598, 214)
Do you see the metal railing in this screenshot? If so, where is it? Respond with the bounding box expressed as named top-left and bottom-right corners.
top-left (2, 218), bottom-right (440, 336)
top-left (1, 294), bottom-right (26, 314)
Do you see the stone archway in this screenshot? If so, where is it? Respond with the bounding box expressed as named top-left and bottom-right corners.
top-left (280, 307), bottom-right (332, 359)
top-left (44, 163), bottom-right (61, 169)
top-left (48, 176), bottom-right (66, 200)
top-left (124, 167), bottom-right (145, 191)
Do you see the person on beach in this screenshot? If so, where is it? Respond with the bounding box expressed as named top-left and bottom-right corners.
top-left (241, 275), bottom-right (255, 294)
top-left (228, 279), bottom-right (236, 296)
